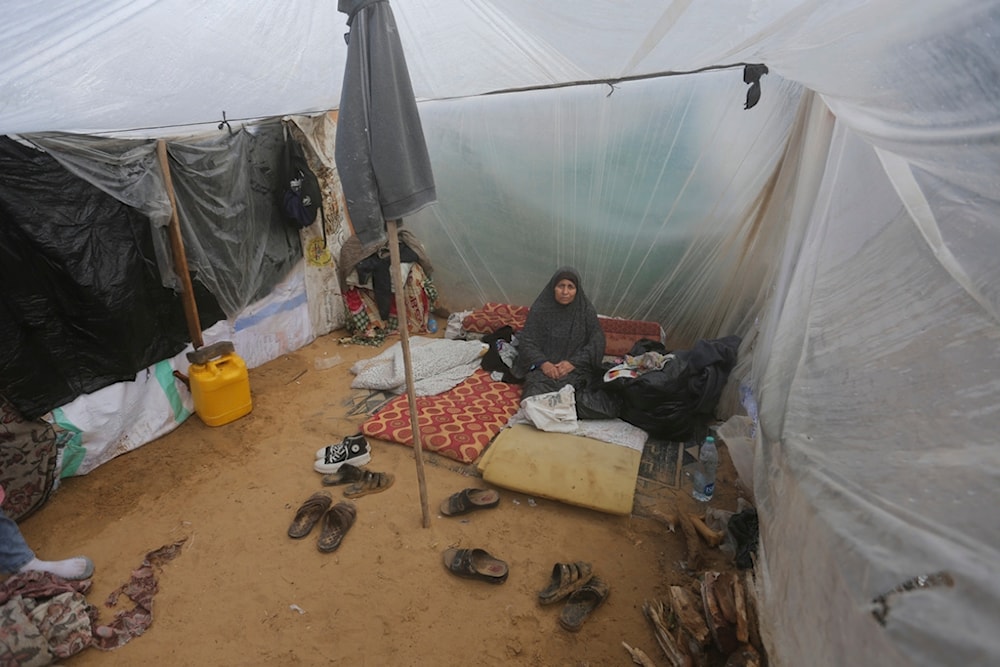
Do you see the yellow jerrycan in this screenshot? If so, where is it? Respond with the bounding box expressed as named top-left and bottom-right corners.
top-left (186, 341), bottom-right (252, 426)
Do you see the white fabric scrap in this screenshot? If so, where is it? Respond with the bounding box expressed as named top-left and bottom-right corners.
top-left (519, 385), bottom-right (578, 433)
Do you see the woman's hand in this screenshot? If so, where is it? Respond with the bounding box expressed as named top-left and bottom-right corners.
top-left (540, 360), bottom-right (576, 379)
top-left (554, 361), bottom-right (575, 377)
top-left (540, 361), bottom-right (560, 379)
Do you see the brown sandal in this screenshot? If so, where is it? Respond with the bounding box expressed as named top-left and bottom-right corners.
top-left (343, 470), bottom-right (395, 499)
top-left (287, 491), bottom-right (332, 539)
top-left (537, 561), bottom-right (594, 605)
top-left (317, 501), bottom-right (357, 553)
top-left (558, 576), bottom-right (610, 632)
top-left (321, 463), bottom-right (367, 486)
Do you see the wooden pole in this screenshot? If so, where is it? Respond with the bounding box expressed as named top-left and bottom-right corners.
top-left (386, 219), bottom-right (431, 528)
top-left (156, 140), bottom-right (203, 349)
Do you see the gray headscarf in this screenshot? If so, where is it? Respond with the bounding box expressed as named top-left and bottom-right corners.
top-left (513, 266), bottom-right (605, 378)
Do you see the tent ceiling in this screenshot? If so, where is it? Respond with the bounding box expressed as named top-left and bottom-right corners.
top-left (3, 0), bottom-right (980, 137)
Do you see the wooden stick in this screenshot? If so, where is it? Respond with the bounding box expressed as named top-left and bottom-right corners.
top-left (733, 572), bottom-right (750, 643)
top-left (621, 641), bottom-right (657, 667)
top-left (678, 512), bottom-right (703, 570)
top-left (687, 513), bottom-right (725, 547)
top-left (642, 599), bottom-right (692, 667)
top-left (387, 220), bottom-right (430, 528)
top-left (156, 140), bottom-right (203, 349)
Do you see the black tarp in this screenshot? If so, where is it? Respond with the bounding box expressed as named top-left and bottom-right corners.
top-left (0, 137), bottom-right (224, 419)
top-left (612, 335), bottom-right (742, 441)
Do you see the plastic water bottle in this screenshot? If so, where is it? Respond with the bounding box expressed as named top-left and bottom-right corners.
top-left (426, 316), bottom-right (438, 334)
top-left (691, 435), bottom-right (719, 502)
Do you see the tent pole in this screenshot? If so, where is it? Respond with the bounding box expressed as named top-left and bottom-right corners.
top-left (156, 140), bottom-right (203, 349)
top-left (386, 219), bottom-right (431, 528)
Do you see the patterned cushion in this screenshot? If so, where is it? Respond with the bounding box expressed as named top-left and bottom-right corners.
top-left (460, 302), bottom-right (661, 357)
top-left (461, 302), bottom-right (529, 334)
top-left (598, 317), bottom-right (663, 357)
top-left (361, 369), bottom-right (522, 464)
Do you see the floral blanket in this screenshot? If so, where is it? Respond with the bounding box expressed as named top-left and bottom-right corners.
top-left (0, 398), bottom-right (59, 521)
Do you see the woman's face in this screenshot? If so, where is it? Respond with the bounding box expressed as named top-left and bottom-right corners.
top-left (554, 278), bottom-right (577, 305)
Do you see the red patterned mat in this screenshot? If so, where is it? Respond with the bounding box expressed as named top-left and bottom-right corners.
top-left (361, 369), bottom-right (522, 464)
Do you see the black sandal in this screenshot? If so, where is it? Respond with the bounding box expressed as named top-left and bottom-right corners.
top-left (317, 501), bottom-right (357, 553)
top-left (439, 488), bottom-right (500, 516)
top-left (287, 491), bottom-right (332, 538)
top-left (442, 547), bottom-right (508, 584)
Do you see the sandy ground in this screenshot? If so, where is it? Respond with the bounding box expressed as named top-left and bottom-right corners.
top-left (18, 330), bottom-right (750, 667)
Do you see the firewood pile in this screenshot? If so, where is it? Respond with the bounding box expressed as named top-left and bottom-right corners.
top-left (627, 571), bottom-right (763, 667)
top-left (630, 502), bottom-right (765, 666)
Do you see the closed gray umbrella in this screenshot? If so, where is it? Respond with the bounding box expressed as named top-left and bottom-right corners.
top-left (335, 0), bottom-right (437, 246)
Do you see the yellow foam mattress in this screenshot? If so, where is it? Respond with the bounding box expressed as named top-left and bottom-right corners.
top-left (477, 424), bottom-right (642, 516)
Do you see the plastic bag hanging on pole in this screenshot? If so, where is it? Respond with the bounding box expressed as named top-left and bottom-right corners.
top-left (334, 0), bottom-right (437, 246)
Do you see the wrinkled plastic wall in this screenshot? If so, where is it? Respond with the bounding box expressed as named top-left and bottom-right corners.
top-left (3, 1), bottom-right (1000, 665)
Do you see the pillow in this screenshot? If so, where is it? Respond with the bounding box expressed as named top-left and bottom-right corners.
top-left (461, 302), bottom-right (662, 356)
top-left (598, 317), bottom-right (663, 357)
top-left (461, 302), bottom-right (529, 334)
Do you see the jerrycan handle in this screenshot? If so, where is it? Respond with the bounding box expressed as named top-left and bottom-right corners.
top-left (186, 340), bottom-right (235, 365)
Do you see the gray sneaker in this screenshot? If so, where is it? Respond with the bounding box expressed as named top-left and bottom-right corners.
top-left (314, 435), bottom-right (372, 473)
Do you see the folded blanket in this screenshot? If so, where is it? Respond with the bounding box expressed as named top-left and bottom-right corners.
top-left (350, 337), bottom-right (488, 396)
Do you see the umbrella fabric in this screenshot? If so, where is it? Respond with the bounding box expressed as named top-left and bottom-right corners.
top-left (335, 0), bottom-right (437, 246)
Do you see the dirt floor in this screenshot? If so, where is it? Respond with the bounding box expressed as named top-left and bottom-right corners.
top-left (18, 330), bottom-right (753, 667)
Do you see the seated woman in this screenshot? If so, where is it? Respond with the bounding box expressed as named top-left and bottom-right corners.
top-left (513, 267), bottom-right (606, 402)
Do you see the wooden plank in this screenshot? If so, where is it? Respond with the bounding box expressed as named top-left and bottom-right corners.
top-left (668, 585), bottom-right (710, 646)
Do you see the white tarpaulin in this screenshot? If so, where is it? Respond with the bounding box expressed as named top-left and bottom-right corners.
top-left (3, 2), bottom-right (999, 665)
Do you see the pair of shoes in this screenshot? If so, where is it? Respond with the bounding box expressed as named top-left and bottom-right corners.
top-left (536, 561), bottom-right (610, 632)
top-left (314, 434), bottom-right (371, 474)
top-left (343, 470), bottom-right (395, 499)
top-left (439, 488), bottom-right (500, 516)
top-left (286, 492), bottom-right (357, 553)
top-left (442, 547), bottom-right (508, 584)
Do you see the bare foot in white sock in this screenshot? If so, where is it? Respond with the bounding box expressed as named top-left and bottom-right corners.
top-left (19, 556), bottom-right (94, 581)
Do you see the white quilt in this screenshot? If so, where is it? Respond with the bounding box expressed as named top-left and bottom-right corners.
top-left (350, 337), bottom-right (488, 396)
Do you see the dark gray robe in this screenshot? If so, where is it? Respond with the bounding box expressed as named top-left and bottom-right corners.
top-left (514, 267), bottom-right (605, 399)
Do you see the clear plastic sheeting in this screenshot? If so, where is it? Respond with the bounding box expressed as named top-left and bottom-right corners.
top-left (33, 124), bottom-right (303, 318)
top-left (410, 72), bottom-right (804, 335)
top-left (3, 1), bottom-right (1000, 665)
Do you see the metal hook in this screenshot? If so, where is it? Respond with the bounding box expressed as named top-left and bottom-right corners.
top-left (218, 110), bottom-right (234, 135)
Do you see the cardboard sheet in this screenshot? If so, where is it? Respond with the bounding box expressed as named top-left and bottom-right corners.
top-left (477, 424), bottom-right (643, 515)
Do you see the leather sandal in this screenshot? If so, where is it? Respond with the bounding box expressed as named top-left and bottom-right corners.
top-left (343, 470), bottom-right (395, 499)
top-left (440, 488), bottom-right (500, 516)
top-left (537, 561), bottom-right (594, 605)
top-left (558, 576), bottom-right (610, 632)
top-left (287, 491), bottom-right (333, 538)
top-left (442, 547), bottom-right (508, 584)
top-left (321, 463), bottom-right (367, 486)
top-left (317, 501), bottom-right (357, 553)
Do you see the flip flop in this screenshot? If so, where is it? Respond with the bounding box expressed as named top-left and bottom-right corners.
top-left (537, 561), bottom-right (594, 605)
top-left (558, 576), bottom-right (610, 632)
top-left (343, 471), bottom-right (395, 499)
top-left (442, 547), bottom-right (509, 584)
top-left (321, 463), bottom-right (367, 486)
top-left (316, 501), bottom-right (357, 553)
top-left (439, 488), bottom-right (501, 516)
top-left (287, 491), bottom-right (333, 538)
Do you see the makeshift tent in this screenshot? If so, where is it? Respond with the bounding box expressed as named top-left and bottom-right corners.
top-left (2, 1), bottom-right (998, 666)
